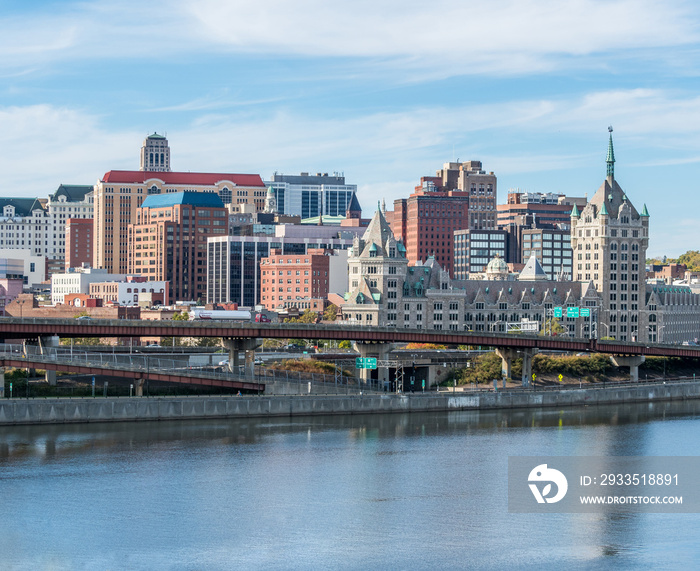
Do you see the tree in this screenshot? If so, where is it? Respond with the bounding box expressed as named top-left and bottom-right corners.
top-left (173, 311), bottom-right (189, 321)
top-left (323, 304), bottom-right (338, 321)
top-left (677, 250), bottom-right (700, 271)
top-left (285, 310), bottom-right (318, 324)
top-left (404, 343), bottom-right (448, 350)
top-left (539, 317), bottom-right (566, 336)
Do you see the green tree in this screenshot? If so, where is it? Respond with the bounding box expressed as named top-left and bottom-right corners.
top-left (539, 317), bottom-right (566, 336)
top-left (285, 310), bottom-right (318, 324)
top-left (323, 304), bottom-right (338, 321)
top-left (173, 311), bottom-right (189, 321)
top-left (677, 250), bottom-right (700, 271)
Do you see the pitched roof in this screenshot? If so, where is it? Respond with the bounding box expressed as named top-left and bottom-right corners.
top-left (139, 191), bottom-right (225, 209)
top-left (102, 170), bottom-right (265, 187)
top-left (0, 197), bottom-right (45, 216)
top-left (50, 184), bottom-right (93, 202)
top-left (587, 177), bottom-right (639, 220)
top-left (519, 254), bottom-right (549, 281)
top-left (346, 192), bottom-right (362, 213)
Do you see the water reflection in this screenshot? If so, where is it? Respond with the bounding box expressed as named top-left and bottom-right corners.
top-left (0, 400), bottom-right (699, 569)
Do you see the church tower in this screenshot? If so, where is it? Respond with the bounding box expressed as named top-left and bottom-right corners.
top-left (570, 128), bottom-right (650, 342)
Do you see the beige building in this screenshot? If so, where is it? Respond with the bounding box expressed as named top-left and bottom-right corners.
top-left (570, 131), bottom-right (650, 342)
top-left (94, 170), bottom-right (266, 274)
top-left (139, 133), bottom-right (171, 172)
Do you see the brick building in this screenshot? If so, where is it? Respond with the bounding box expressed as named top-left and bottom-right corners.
top-left (65, 218), bottom-right (93, 270)
top-left (259, 248), bottom-right (332, 312)
top-left (389, 161), bottom-right (497, 276)
top-left (128, 191), bottom-right (228, 302)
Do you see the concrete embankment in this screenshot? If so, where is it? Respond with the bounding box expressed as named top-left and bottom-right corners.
top-left (1, 381), bottom-right (699, 426)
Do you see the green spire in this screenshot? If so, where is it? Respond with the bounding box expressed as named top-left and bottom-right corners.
top-left (600, 202), bottom-right (608, 216)
top-left (606, 126), bottom-right (615, 178)
top-left (641, 204), bottom-right (650, 217)
top-left (571, 203), bottom-right (579, 218)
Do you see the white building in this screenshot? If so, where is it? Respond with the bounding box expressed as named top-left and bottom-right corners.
top-left (0, 249), bottom-right (46, 287)
top-left (0, 198), bottom-right (50, 256)
top-left (46, 184), bottom-right (94, 266)
top-left (89, 280), bottom-right (169, 306)
top-left (51, 268), bottom-right (127, 305)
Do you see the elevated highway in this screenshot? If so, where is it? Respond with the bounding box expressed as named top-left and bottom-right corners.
top-left (0, 317), bottom-right (699, 357)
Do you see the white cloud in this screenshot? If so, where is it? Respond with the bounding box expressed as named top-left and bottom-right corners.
top-left (0, 0), bottom-right (698, 78)
top-left (189, 0), bottom-right (700, 72)
top-left (0, 105), bottom-right (137, 194)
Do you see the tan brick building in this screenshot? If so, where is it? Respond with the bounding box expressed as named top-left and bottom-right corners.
top-left (94, 170), bottom-right (265, 274)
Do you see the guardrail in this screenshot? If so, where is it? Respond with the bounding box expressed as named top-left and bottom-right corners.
top-left (0, 343), bottom-right (382, 395)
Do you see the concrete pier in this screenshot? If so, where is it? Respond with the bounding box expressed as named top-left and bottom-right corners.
top-left (0, 380), bottom-right (699, 425)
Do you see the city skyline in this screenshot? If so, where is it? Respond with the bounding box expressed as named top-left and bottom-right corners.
top-left (1, 1), bottom-right (700, 257)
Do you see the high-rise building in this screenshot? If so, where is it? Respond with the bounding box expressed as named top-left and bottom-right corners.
top-left (521, 228), bottom-right (572, 280)
top-left (128, 191), bottom-right (228, 302)
top-left (94, 170), bottom-right (265, 274)
top-left (265, 172), bottom-right (357, 219)
top-left (453, 229), bottom-right (510, 279)
top-left (435, 161), bottom-right (497, 230)
top-left (65, 219), bottom-right (93, 270)
top-left (391, 178), bottom-right (470, 276)
top-left (207, 232), bottom-right (354, 307)
top-left (570, 129), bottom-right (649, 342)
top-left (139, 133), bottom-right (171, 172)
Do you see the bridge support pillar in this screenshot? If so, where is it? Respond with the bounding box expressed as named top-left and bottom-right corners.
top-left (611, 355), bottom-right (645, 382)
top-left (134, 378), bottom-right (144, 397)
top-left (353, 342), bottom-right (394, 388)
top-left (223, 338), bottom-right (262, 378)
top-left (520, 348), bottom-right (537, 387)
top-left (495, 348), bottom-right (517, 381)
top-left (0, 370), bottom-right (4, 398)
top-left (45, 370), bottom-right (57, 386)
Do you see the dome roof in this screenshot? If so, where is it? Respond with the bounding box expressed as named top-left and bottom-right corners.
top-left (486, 255), bottom-right (508, 274)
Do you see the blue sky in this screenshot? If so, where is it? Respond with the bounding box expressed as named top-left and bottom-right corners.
top-left (1, 0), bottom-right (699, 257)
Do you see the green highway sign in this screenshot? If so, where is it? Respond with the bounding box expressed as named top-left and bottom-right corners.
top-left (553, 307), bottom-right (563, 318)
top-left (566, 307), bottom-right (580, 318)
top-left (580, 308), bottom-right (591, 317)
top-left (355, 357), bottom-right (377, 370)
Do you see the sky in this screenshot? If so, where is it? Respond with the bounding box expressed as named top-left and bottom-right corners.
top-left (0, 0), bottom-right (699, 258)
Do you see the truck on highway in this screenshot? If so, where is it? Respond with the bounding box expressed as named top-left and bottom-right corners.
top-left (188, 309), bottom-right (272, 322)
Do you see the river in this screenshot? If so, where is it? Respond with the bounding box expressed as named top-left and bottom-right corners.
top-left (1, 400), bottom-right (699, 570)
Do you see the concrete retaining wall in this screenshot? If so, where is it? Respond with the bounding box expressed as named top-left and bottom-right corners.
top-left (1, 382), bottom-right (699, 425)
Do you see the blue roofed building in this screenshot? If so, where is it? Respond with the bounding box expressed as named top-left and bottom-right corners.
top-left (128, 191), bottom-right (228, 302)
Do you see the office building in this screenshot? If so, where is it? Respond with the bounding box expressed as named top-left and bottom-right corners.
top-left (521, 228), bottom-right (573, 280)
top-left (453, 229), bottom-right (510, 279)
top-left (260, 248), bottom-right (333, 312)
top-left (128, 191), bottom-right (228, 302)
top-left (65, 219), bottom-right (93, 270)
top-left (94, 169), bottom-right (265, 274)
top-left (208, 233), bottom-right (353, 307)
top-left (265, 172), bottom-right (357, 219)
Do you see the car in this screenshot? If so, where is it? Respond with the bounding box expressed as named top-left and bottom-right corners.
top-left (77, 315), bottom-right (92, 321)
